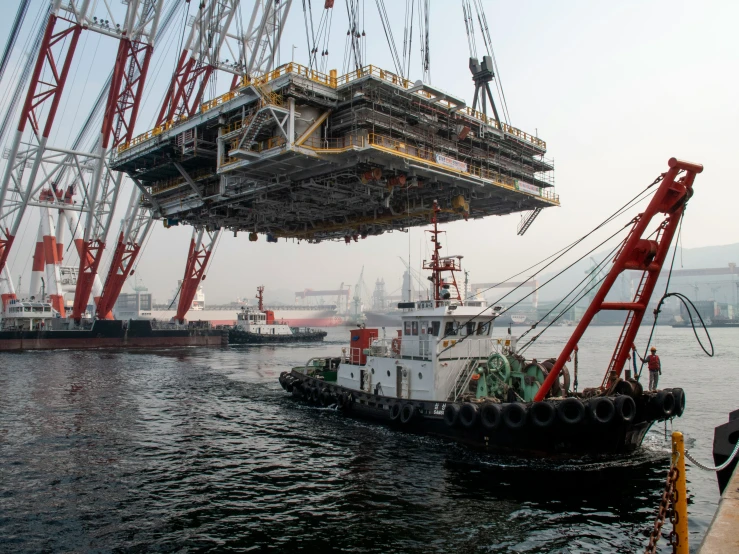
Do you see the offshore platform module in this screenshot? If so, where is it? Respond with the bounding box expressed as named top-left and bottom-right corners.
top-left (0, 0), bottom-right (558, 327)
top-left (113, 64), bottom-right (556, 244)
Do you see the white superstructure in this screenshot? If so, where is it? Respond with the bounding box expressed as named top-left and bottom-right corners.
top-left (338, 299), bottom-right (503, 402)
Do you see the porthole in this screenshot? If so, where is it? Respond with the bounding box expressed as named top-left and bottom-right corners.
top-left (371, 368), bottom-right (375, 374)
top-left (418, 372), bottom-right (423, 380)
top-left (387, 370), bottom-right (391, 377)
top-left (350, 372), bottom-right (354, 379)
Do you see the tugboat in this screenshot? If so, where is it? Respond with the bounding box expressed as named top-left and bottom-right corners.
top-left (279, 159), bottom-right (700, 456)
top-left (229, 287), bottom-right (327, 345)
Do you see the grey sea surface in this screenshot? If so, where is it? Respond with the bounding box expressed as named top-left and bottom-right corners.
top-left (0, 325), bottom-right (733, 553)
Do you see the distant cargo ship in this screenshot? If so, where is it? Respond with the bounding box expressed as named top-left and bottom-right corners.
top-left (115, 287), bottom-right (342, 327)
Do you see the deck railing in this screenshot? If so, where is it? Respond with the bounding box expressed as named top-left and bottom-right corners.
top-left (117, 61), bottom-right (547, 155)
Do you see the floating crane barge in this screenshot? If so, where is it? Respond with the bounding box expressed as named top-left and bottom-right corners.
top-left (112, 63), bottom-right (557, 242)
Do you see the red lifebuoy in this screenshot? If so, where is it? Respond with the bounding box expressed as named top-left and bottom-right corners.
top-left (391, 338), bottom-right (401, 355)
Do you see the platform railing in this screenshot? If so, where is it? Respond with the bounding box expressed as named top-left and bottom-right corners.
top-left (117, 61), bottom-right (547, 156)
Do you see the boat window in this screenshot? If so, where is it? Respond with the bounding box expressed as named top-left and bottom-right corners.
top-left (411, 321), bottom-right (418, 336)
top-left (431, 321), bottom-right (440, 336)
top-left (444, 321), bottom-right (457, 336)
top-left (466, 322), bottom-right (476, 336)
top-left (477, 321), bottom-right (490, 335)
top-left (404, 321), bottom-right (412, 335)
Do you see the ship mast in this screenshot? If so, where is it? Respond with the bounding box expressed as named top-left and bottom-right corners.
top-left (423, 201), bottom-right (462, 307)
top-left (256, 286), bottom-right (265, 312)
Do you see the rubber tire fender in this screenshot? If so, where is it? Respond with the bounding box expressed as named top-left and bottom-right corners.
top-left (502, 403), bottom-right (528, 430)
top-left (587, 396), bottom-right (616, 425)
top-left (444, 404), bottom-right (460, 428)
top-left (459, 403), bottom-right (479, 429)
top-left (651, 390), bottom-right (675, 419)
top-left (670, 388), bottom-right (686, 417)
top-left (310, 386), bottom-right (321, 404)
top-left (614, 380), bottom-right (636, 397)
top-left (320, 389), bottom-right (333, 407)
top-left (529, 401), bottom-right (556, 428)
top-left (400, 403), bottom-right (417, 424)
top-left (390, 402), bottom-right (402, 422)
top-left (480, 402), bottom-right (502, 431)
top-left (557, 397), bottom-right (586, 426)
top-left (292, 386), bottom-right (303, 398)
top-left (615, 394), bottom-right (636, 423)
top-left (279, 372), bottom-right (288, 389)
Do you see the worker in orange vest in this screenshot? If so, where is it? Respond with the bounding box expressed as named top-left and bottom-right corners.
top-left (639, 346), bottom-right (662, 391)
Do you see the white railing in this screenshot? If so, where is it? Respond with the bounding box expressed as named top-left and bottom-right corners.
top-left (437, 336), bottom-right (499, 360)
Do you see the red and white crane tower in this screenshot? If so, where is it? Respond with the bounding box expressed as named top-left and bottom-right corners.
top-left (0, 0), bottom-right (166, 319)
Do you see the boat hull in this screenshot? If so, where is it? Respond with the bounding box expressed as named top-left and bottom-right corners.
top-left (0, 320), bottom-right (226, 351)
top-left (281, 371), bottom-right (675, 456)
top-left (229, 328), bottom-right (327, 344)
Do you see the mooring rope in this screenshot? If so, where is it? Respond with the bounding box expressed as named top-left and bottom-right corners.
top-left (684, 439), bottom-right (739, 472)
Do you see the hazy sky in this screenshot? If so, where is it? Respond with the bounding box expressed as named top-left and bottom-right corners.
top-left (1, 0), bottom-right (737, 305)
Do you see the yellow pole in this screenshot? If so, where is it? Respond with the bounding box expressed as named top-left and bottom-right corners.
top-left (672, 431), bottom-right (689, 554)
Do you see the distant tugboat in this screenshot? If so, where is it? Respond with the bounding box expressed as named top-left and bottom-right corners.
top-left (229, 287), bottom-right (327, 345)
top-left (279, 159), bottom-right (701, 457)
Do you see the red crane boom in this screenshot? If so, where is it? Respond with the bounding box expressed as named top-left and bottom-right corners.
top-left (535, 158), bottom-right (703, 401)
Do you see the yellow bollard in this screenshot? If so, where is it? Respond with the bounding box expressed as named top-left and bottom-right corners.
top-left (672, 431), bottom-right (689, 554)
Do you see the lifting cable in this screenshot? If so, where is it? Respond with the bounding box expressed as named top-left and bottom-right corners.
top-left (516, 240), bottom-right (624, 353)
top-left (0, 0), bottom-right (31, 86)
top-left (517, 222), bottom-right (666, 354)
top-left (436, 175), bottom-right (664, 351)
top-left (374, 0), bottom-right (403, 77)
top-left (462, 0), bottom-right (477, 59)
top-left (472, 0), bottom-right (511, 124)
top-left (0, 2), bottom-right (48, 148)
top-left (401, 0), bottom-right (415, 79)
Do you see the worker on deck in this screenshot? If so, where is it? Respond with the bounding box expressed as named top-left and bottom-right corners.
top-left (639, 346), bottom-right (662, 391)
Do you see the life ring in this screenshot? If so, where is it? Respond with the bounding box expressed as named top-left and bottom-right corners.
top-left (391, 338), bottom-right (401, 355)
top-left (444, 404), bottom-right (460, 428)
top-left (649, 390), bottom-right (675, 419)
top-left (390, 402), bottom-right (402, 422)
top-left (459, 403), bottom-right (479, 428)
top-left (481, 402), bottom-right (502, 431)
top-left (400, 403), bottom-right (417, 424)
top-left (556, 398), bottom-right (585, 426)
top-left (587, 397), bottom-right (616, 425)
top-left (529, 401), bottom-right (556, 428)
top-left (670, 388), bottom-right (686, 417)
top-left (502, 403), bottom-right (527, 430)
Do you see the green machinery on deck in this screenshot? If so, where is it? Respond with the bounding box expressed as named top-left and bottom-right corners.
top-left (475, 349), bottom-right (571, 402)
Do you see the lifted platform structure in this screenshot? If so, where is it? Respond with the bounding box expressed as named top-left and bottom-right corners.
top-left (112, 63), bottom-right (557, 244)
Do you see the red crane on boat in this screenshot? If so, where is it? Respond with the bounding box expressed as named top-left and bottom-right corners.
top-left (535, 158), bottom-right (704, 402)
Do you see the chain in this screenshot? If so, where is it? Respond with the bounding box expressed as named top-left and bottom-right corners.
top-left (645, 465), bottom-right (679, 554)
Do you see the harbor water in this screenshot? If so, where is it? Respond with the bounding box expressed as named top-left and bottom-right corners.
top-left (0, 325), bottom-right (733, 553)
